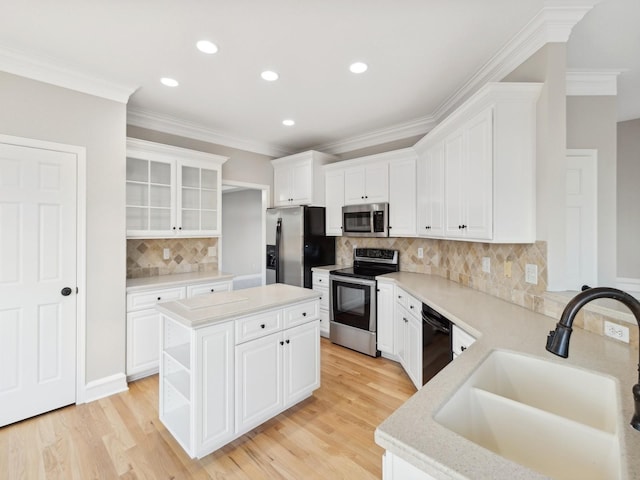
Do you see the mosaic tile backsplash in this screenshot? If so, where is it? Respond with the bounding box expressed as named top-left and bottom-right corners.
top-left (127, 238), bottom-right (218, 278)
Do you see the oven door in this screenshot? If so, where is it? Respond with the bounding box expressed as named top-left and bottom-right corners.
top-left (329, 275), bottom-right (376, 332)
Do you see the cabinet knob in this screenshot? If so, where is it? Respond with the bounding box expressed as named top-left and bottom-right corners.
top-left (286, 339), bottom-right (290, 344)
top-left (319, 278), bottom-right (322, 282)
top-left (302, 312), bottom-right (307, 317)
top-left (409, 305), bottom-right (414, 309)
top-left (157, 297), bottom-right (161, 300)
top-left (365, 195), bottom-right (368, 199)
top-left (210, 288), bottom-right (215, 292)
top-left (280, 341), bottom-right (284, 346)
top-left (319, 296), bottom-right (322, 300)
top-left (403, 317), bottom-right (408, 323)
top-left (461, 345), bottom-right (467, 352)
top-left (172, 227), bottom-right (176, 230)
top-left (260, 323), bottom-right (266, 329)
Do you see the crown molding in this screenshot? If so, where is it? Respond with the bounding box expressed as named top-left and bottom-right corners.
top-left (0, 45), bottom-right (136, 103)
top-left (566, 70), bottom-right (622, 96)
top-left (432, 2), bottom-right (598, 121)
top-left (310, 114), bottom-right (437, 155)
top-left (127, 108), bottom-right (291, 158)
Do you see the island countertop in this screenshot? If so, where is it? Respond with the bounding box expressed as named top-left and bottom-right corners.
top-left (155, 283), bottom-right (320, 328)
top-left (375, 272), bottom-right (640, 480)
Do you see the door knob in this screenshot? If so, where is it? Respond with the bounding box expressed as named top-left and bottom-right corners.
top-left (61, 287), bottom-right (72, 296)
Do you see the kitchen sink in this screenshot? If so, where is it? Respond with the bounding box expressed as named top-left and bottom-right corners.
top-left (434, 350), bottom-right (622, 480)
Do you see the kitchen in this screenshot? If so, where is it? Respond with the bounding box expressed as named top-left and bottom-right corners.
top-left (1, 0), bottom-right (640, 478)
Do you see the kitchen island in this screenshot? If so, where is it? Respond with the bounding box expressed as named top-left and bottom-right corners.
top-left (156, 283), bottom-right (321, 458)
top-left (375, 272), bottom-right (640, 480)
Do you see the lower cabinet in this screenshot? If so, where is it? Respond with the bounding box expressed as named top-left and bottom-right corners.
top-left (376, 280), bottom-right (395, 355)
top-left (160, 300), bottom-right (320, 459)
top-left (395, 303), bottom-right (423, 390)
top-left (451, 323), bottom-right (476, 359)
top-left (383, 451), bottom-right (439, 480)
top-left (126, 278), bottom-right (232, 379)
top-left (312, 270), bottom-right (330, 337)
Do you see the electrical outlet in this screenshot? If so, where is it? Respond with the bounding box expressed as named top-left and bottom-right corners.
top-left (163, 248), bottom-right (171, 260)
top-left (604, 320), bottom-right (630, 343)
top-left (525, 264), bottom-right (538, 285)
top-left (504, 261), bottom-right (512, 278)
top-left (417, 247), bottom-right (424, 259)
top-left (208, 246), bottom-right (216, 257)
top-left (482, 257), bottom-right (490, 273)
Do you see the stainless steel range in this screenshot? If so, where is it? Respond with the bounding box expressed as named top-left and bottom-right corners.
top-left (329, 248), bottom-right (399, 356)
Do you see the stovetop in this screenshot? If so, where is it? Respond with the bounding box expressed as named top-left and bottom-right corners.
top-left (331, 248), bottom-right (399, 280)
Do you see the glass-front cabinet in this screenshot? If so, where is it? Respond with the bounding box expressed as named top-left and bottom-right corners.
top-left (126, 138), bottom-right (228, 238)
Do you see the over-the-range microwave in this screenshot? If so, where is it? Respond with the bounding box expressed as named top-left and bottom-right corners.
top-left (342, 203), bottom-right (389, 237)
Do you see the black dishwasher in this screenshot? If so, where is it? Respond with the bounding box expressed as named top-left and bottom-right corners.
top-left (421, 303), bottom-right (453, 385)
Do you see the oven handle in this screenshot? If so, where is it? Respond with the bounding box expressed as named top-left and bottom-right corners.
top-left (329, 274), bottom-right (377, 288)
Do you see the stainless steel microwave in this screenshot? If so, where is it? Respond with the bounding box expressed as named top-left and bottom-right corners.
top-left (342, 203), bottom-right (389, 237)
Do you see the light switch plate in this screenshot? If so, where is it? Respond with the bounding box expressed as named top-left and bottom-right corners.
top-left (208, 246), bottom-right (216, 257)
top-left (163, 248), bottom-right (171, 260)
top-left (417, 247), bottom-right (424, 259)
top-left (482, 257), bottom-right (490, 273)
top-left (504, 261), bottom-right (512, 278)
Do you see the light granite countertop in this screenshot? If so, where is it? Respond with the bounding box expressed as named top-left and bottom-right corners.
top-left (126, 270), bottom-right (235, 292)
top-left (155, 283), bottom-right (320, 328)
top-left (311, 264), bottom-right (349, 272)
top-left (375, 272), bottom-right (640, 480)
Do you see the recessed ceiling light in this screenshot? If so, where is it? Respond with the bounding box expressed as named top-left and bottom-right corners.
top-left (261, 70), bottom-right (279, 82)
top-left (196, 40), bottom-right (218, 54)
top-left (282, 119), bottom-right (295, 126)
top-left (349, 62), bottom-right (368, 74)
top-left (160, 77), bottom-right (179, 87)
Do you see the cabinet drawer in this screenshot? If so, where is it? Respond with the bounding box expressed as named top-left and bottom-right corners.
top-left (405, 294), bottom-right (421, 318)
top-left (395, 288), bottom-right (409, 309)
top-left (235, 310), bottom-right (282, 344)
top-left (313, 285), bottom-right (329, 310)
top-left (452, 324), bottom-right (476, 357)
top-left (187, 281), bottom-right (231, 297)
top-left (284, 300), bottom-right (319, 328)
top-left (312, 273), bottom-right (329, 288)
top-left (127, 286), bottom-right (185, 311)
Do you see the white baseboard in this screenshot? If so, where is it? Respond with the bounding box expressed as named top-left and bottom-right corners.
top-left (82, 372), bottom-right (128, 403)
top-left (617, 277), bottom-right (640, 297)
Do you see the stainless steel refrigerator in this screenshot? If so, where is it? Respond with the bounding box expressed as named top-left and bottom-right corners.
top-left (266, 206), bottom-right (335, 289)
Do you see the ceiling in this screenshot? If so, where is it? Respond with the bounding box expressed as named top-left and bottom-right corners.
top-left (0, 0), bottom-right (637, 157)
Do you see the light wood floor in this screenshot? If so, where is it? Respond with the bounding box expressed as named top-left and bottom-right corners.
top-left (0, 339), bottom-right (415, 479)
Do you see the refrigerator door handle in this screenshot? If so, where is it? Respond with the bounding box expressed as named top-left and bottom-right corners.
top-left (275, 217), bottom-right (282, 283)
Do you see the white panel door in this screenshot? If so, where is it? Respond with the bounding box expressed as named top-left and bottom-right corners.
top-left (0, 142), bottom-right (77, 427)
top-left (283, 321), bottom-right (320, 406)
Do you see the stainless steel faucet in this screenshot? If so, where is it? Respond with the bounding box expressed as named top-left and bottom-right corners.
top-left (546, 287), bottom-right (640, 431)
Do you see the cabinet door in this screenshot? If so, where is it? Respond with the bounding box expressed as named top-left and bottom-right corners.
top-left (196, 322), bottom-right (234, 455)
top-left (444, 130), bottom-right (465, 238)
top-left (289, 160), bottom-right (313, 205)
top-left (463, 108), bottom-right (493, 240)
top-left (388, 157), bottom-right (416, 236)
top-left (417, 143), bottom-right (445, 237)
top-left (344, 167), bottom-right (367, 204)
top-left (126, 309), bottom-right (161, 376)
top-left (283, 321), bottom-right (320, 406)
top-left (178, 162), bottom-right (221, 236)
top-left (273, 166), bottom-right (292, 206)
top-left (235, 332), bottom-right (283, 434)
top-left (126, 157), bottom-right (175, 237)
top-left (383, 451), bottom-right (439, 480)
top-left (364, 162), bottom-right (389, 204)
top-left (405, 314), bottom-right (423, 390)
top-left (377, 282), bottom-right (395, 355)
top-left (394, 305), bottom-right (408, 371)
top-left (325, 169), bottom-right (344, 235)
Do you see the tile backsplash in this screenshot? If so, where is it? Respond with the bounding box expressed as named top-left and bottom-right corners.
top-left (127, 238), bottom-right (218, 278)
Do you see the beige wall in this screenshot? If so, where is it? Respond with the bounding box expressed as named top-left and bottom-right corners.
top-left (126, 125), bottom-right (274, 197)
top-left (0, 71), bottom-right (127, 383)
top-left (503, 44), bottom-right (568, 291)
top-left (566, 96), bottom-right (618, 286)
top-left (617, 118), bottom-right (640, 279)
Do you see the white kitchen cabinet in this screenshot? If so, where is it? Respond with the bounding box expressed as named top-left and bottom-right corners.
top-left (417, 141), bottom-right (445, 237)
top-left (324, 169), bottom-right (345, 236)
top-left (126, 138), bottom-right (228, 238)
top-left (344, 161), bottom-right (389, 205)
top-left (160, 317), bottom-right (235, 458)
top-left (383, 451), bottom-right (439, 480)
top-left (388, 151), bottom-right (417, 237)
top-left (235, 318), bottom-right (320, 437)
top-left (395, 288), bottom-right (422, 390)
top-left (126, 277), bottom-right (233, 380)
top-left (312, 270), bottom-right (330, 337)
top-left (272, 151), bottom-right (336, 206)
top-left (451, 323), bottom-right (476, 359)
top-left (443, 109), bottom-right (492, 240)
top-left (414, 82), bottom-right (541, 243)
top-left (376, 279), bottom-right (395, 355)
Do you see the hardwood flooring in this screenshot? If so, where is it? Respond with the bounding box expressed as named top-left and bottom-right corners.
top-left (0, 339), bottom-right (415, 479)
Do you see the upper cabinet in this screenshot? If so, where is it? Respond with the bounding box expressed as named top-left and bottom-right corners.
top-left (271, 151), bottom-right (336, 207)
top-left (415, 82), bottom-right (542, 243)
top-left (388, 150), bottom-right (417, 237)
top-left (126, 138), bottom-right (228, 238)
top-left (344, 161), bottom-right (389, 205)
